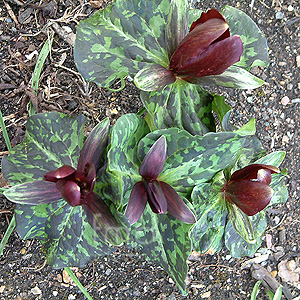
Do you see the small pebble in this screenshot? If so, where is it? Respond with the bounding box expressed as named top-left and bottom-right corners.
top-left (287, 5), bottom-right (294, 11)
top-left (31, 286), bottom-right (42, 295)
top-left (278, 62), bottom-right (286, 66)
top-left (68, 294), bottom-right (76, 300)
top-left (53, 291), bottom-right (58, 296)
top-left (275, 11), bottom-right (284, 20)
top-left (105, 268), bottom-right (112, 276)
top-left (279, 229), bottom-right (286, 244)
top-left (0, 286), bottom-right (5, 293)
top-left (281, 96), bottom-right (290, 106)
top-left (287, 83), bottom-right (293, 90)
top-left (168, 277), bottom-right (174, 284)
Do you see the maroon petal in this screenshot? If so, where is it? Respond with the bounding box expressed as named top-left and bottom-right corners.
top-left (125, 181), bottom-right (148, 225)
top-left (147, 180), bottom-right (167, 214)
top-left (4, 180), bottom-right (62, 205)
top-left (169, 18), bottom-right (229, 73)
top-left (177, 35), bottom-right (243, 78)
top-left (83, 162), bottom-right (96, 193)
top-left (56, 179), bottom-right (82, 207)
top-left (77, 118), bottom-right (110, 172)
top-left (139, 136), bottom-right (167, 179)
top-left (190, 9), bottom-right (229, 32)
top-left (225, 180), bottom-right (274, 216)
top-left (44, 165), bottom-right (76, 182)
top-left (230, 164), bottom-right (280, 181)
top-left (83, 192), bottom-right (125, 245)
top-left (190, 9), bottom-right (230, 42)
top-left (160, 181), bottom-right (196, 224)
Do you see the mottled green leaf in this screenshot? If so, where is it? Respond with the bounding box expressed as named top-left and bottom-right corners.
top-left (129, 204), bottom-right (192, 294)
top-left (226, 201), bottom-right (256, 244)
top-left (114, 0), bottom-right (172, 50)
top-left (1, 113), bottom-right (119, 268)
top-left (74, 0), bottom-right (170, 89)
top-left (189, 66), bottom-right (264, 89)
top-left (254, 151), bottom-right (285, 168)
top-left (107, 113), bottom-right (150, 207)
top-left (2, 112), bottom-right (86, 184)
top-left (269, 173), bottom-right (288, 205)
top-left (191, 182), bottom-right (226, 253)
top-left (138, 129), bottom-right (244, 194)
top-left (225, 211), bottom-right (267, 258)
top-left (235, 135), bottom-right (266, 170)
top-left (43, 203), bottom-right (113, 268)
top-left (140, 80), bottom-right (215, 136)
top-left (223, 6), bottom-right (269, 69)
top-left (165, 0), bottom-right (189, 58)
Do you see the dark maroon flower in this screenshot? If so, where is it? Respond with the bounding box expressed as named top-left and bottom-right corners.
top-left (223, 164), bottom-right (280, 216)
top-left (125, 136), bottom-right (196, 225)
top-left (169, 9), bottom-right (243, 81)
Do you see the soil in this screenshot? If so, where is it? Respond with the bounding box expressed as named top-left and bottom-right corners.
top-left (0, 0), bottom-right (299, 299)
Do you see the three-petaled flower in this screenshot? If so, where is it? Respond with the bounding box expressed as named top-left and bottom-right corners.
top-left (4, 119), bottom-right (125, 245)
top-left (135, 8), bottom-right (244, 91)
top-left (125, 136), bottom-right (196, 225)
top-left (169, 9), bottom-right (243, 83)
top-left (223, 164), bottom-right (280, 216)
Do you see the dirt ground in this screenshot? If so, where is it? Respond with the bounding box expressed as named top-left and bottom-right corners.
top-left (0, 0), bottom-right (299, 299)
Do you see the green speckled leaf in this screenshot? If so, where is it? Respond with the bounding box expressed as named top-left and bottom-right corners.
top-left (129, 205), bottom-right (192, 294)
top-left (225, 211), bottom-right (267, 258)
top-left (226, 201), bottom-right (256, 244)
top-left (234, 136), bottom-right (266, 171)
top-left (191, 182), bottom-right (226, 254)
top-left (140, 80), bottom-right (215, 135)
top-left (107, 114), bottom-right (150, 207)
top-left (269, 173), bottom-right (288, 205)
top-left (2, 112), bottom-right (86, 184)
top-left (1, 113), bottom-right (117, 268)
top-left (165, 0), bottom-right (189, 58)
top-left (222, 6), bottom-right (269, 69)
top-left (74, 0), bottom-right (170, 89)
top-left (138, 129), bottom-right (244, 194)
top-left (43, 204), bottom-right (112, 268)
top-left (254, 151), bottom-right (285, 167)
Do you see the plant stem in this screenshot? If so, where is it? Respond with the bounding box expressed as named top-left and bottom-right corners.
top-left (0, 109), bottom-right (12, 151)
top-left (64, 267), bottom-right (94, 300)
top-left (0, 214), bottom-right (16, 256)
top-left (0, 188), bottom-right (7, 193)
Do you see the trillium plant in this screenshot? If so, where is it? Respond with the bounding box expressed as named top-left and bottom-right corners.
top-left (1, 0), bottom-right (288, 295)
